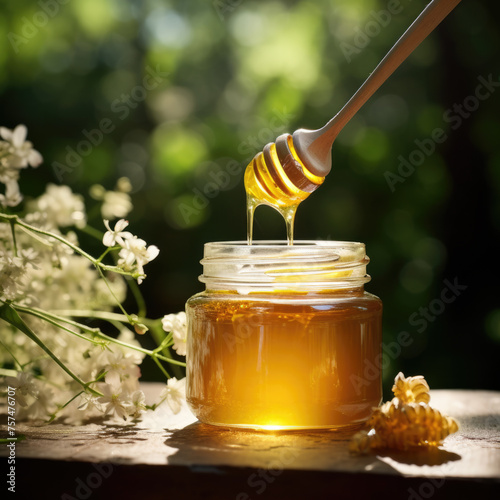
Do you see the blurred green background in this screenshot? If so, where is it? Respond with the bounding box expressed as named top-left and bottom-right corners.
top-left (1, 0), bottom-right (499, 393)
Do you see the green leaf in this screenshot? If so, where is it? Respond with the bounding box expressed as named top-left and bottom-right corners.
top-left (0, 435), bottom-right (26, 443)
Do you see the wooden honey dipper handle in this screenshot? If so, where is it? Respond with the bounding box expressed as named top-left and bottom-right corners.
top-left (293, 0), bottom-right (462, 176)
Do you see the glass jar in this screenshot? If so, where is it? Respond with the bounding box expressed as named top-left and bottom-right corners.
top-left (186, 241), bottom-right (382, 430)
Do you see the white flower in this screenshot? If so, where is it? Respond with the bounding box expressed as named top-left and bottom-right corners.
top-left (162, 312), bottom-right (187, 356)
top-left (104, 351), bottom-right (140, 388)
top-left (5, 372), bottom-right (39, 407)
top-left (129, 390), bottom-right (146, 419)
top-left (102, 219), bottom-right (132, 247)
top-left (118, 235), bottom-right (159, 284)
top-left (33, 184), bottom-right (86, 228)
top-left (91, 179), bottom-right (133, 220)
top-left (78, 393), bottom-right (104, 412)
top-left (159, 377), bottom-right (186, 414)
top-left (19, 248), bottom-right (39, 269)
top-left (0, 160), bottom-right (20, 184)
top-left (101, 191), bottom-right (133, 220)
top-left (97, 383), bottom-right (130, 420)
top-left (0, 254), bottom-right (27, 300)
top-left (0, 124), bottom-right (43, 207)
top-left (0, 124), bottom-right (43, 169)
top-left (24, 386), bottom-right (54, 420)
top-left (117, 328), bottom-right (146, 364)
top-left (0, 125), bottom-right (159, 423)
top-left (0, 179), bottom-right (23, 207)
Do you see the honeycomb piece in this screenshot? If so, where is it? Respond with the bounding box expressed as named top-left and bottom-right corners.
top-left (350, 373), bottom-right (459, 454)
top-left (392, 372), bottom-right (430, 404)
top-left (349, 429), bottom-right (381, 454)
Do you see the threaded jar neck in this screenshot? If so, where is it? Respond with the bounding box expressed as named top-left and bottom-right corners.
top-left (199, 240), bottom-right (371, 293)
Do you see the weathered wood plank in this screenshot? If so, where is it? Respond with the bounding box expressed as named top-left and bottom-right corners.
top-left (1, 386), bottom-right (499, 499)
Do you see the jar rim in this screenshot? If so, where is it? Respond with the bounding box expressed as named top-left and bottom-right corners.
top-left (199, 240), bottom-right (371, 293)
top-left (203, 240), bottom-right (364, 248)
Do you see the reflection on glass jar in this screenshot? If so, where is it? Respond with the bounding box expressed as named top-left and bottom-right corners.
top-left (186, 241), bottom-right (382, 430)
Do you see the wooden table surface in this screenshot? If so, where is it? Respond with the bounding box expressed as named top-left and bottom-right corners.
top-left (2, 385), bottom-right (500, 499)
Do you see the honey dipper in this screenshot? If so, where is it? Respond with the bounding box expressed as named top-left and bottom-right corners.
top-left (245, 0), bottom-right (462, 243)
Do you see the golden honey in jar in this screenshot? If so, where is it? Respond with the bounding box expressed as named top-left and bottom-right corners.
top-left (186, 241), bottom-right (382, 430)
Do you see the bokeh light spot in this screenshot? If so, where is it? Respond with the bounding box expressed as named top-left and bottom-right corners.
top-left (399, 259), bottom-right (434, 294)
top-left (152, 125), bottom-right (207, 179)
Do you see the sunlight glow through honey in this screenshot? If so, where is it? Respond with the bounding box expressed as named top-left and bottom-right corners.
top-left (186, 291), bottom-right (382, 430)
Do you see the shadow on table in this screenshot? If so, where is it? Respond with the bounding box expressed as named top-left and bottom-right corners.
top-left (159, 422), bottom-right (465, 499)
top-left (374, 447), bottom-right (461, 466)
top-left (163, 421), bottom-right (461, 469)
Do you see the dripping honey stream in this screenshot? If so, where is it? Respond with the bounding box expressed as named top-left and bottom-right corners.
top-left (244, 133), bottom-right (325, 245)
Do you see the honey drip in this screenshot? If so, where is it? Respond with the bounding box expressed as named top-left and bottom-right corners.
top-left (350, 372), bottom-right (459, 454)
top-left (244, 134), bottom-right (325, 245)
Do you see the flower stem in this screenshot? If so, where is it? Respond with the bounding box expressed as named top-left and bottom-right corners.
top-left (48, 390), bottom-right (85, 423)
top-left (9, 219), bottom-right (18, 257)
top-left (149, 325), bottom-right (183, 378)
top-left (0, 214), bottom-right (141, 279)
top-left (0, 302), bottom-right (103, 397)
top-left (0, 338), bottom-right (23, 371)
top-left (95, 331), bottom-right (185, 366)
top-left (49, 309), bottom-right (159, 329)
top-left (1, 214), bottom-right (95, 261)
top-left (127, 277), bottom-right (147, 318)
top-left (14, 307), bottom-right (105, 347)
top-left (0, 368), bottom-right (18, 378)
top-left (15, 305), bottom-right (186, 367)
top-left (96, 267), bottom-right (131, 320)
top-left (96, 246), bottom-right (117, 264)
top-left (152, 355), bottom-right (170, 380)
